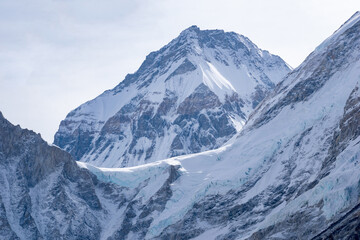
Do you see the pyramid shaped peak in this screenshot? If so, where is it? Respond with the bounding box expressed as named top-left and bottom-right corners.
top-left (180, 25), bottom-right (230, 37)
top-left (183, 25), bottom-right (200, 32)
top-left (176, 25), bottom-right (252, 50)
top-left (178, 25), bottom-right (201, 39)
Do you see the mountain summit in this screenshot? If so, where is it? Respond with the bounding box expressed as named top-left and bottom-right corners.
top-left (54, 26), bottom-right (290, 167)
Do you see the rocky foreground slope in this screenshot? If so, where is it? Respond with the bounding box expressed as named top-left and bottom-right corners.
top-left (1, 12), bottom-right (360, 240)
top-left (54, 26), bottom-right (290, 168)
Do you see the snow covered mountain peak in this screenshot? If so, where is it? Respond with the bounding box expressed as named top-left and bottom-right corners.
top-left (54, 26), bottom-right (290, 167)
top-left (176, 25), bottom-right (282, 66)
top-left (178, 25), bottom-right (200, 36)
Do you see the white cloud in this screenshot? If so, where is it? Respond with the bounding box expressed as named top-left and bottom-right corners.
top-left (0, 0), bottom-right (359, 142)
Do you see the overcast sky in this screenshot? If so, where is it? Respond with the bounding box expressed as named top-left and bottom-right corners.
top-left (1, 0), bottom-right (359, 143)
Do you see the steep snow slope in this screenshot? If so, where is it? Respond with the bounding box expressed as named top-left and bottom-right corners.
top-left (78, 12), bottom-right (360, 239)
top-left (54, 26), bottom-right (290, 167)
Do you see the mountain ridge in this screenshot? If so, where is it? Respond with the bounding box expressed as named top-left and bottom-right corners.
top-left (54, 25), bottom-right (290, 168)
top-left (0, 12), bottom-right (360, 239)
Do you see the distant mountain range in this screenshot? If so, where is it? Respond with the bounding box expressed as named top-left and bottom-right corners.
top-left (0, 11), bottom-right (359, 240)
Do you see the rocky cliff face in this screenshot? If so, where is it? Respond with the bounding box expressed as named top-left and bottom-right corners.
top-left (54, 25), bottom-right (290, 167)
top-left (0, 112), bottom-right (106, 239)
top-left (0, 111), bottom-right (183, 239)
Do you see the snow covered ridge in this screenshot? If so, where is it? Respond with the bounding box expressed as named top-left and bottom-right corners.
top-left (76, 12), bottom-right (360, 239)
top-left (54, 25), bottom-right (291, 168)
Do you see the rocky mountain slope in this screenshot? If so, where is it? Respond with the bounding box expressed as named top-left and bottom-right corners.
top-left (0, 111), bottom-right (183, 239)
top-left (74, 11), bottom-right (360, 239)
top-left (1, 12), bottom-right (360, 240)
top-left (54, 26), bottom-right (290, 167)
